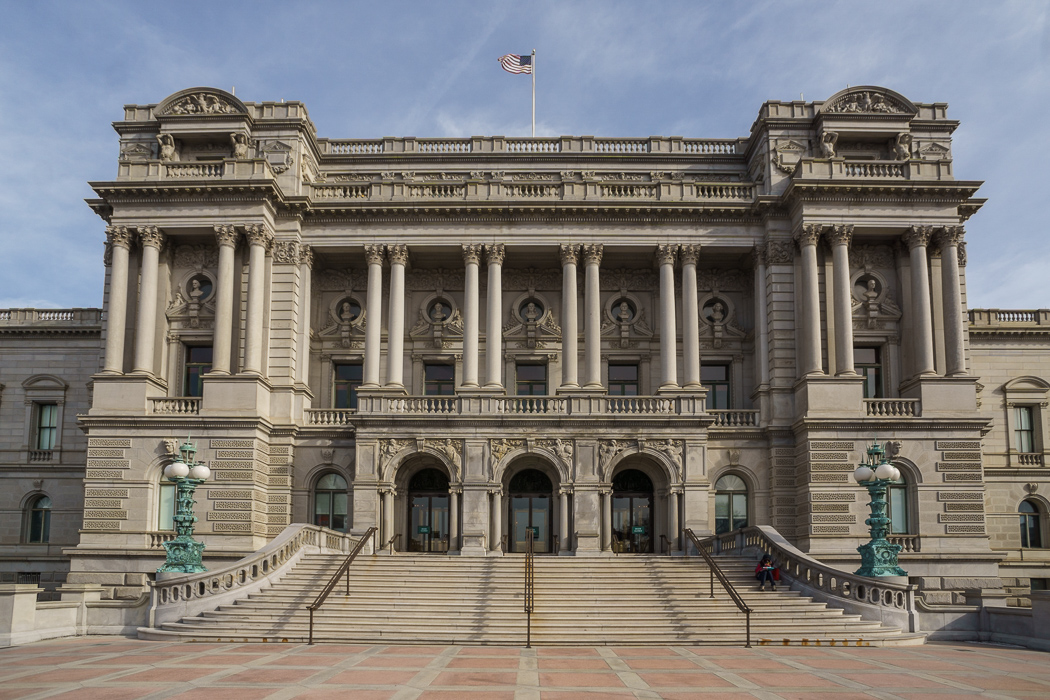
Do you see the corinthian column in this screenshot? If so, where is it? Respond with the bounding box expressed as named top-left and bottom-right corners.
top-left (386, 244), bottom-right (408, 389)
top-left (462, 244), bottom-right (483, 388)
top-left (132, 226), bottom-right (165, 375)
top-left (795, 224), bottom-right (824, 376)
top-left (936, 226), bottom-right (966, 376)
top-left (827, 225), bottom-right (857, 376)
top-left (680, 245), bottom-right (701, 389)
top-left (582, 244), bottom-right (604, 389)
top-left (656, 244), bottom-right (680, 390)
top-left (296, 244), bottom-right (313, 385)
top-left (362, 245), bottom-right (385, 387)
top-left (211, 225), bottom-right (240, 375)
top-left (242, 224), bottom-right (272, 376)
top-left (102, 225), bottom-right (134, 374)
top-left (903, 225), bottom-right (936, 376)
top-left (559, 245), bottom-right (580, 389)
top-left (485, 244), bottom-right (506, 388)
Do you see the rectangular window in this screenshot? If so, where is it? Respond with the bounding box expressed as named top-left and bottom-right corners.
top-left (333, 363), bottom-right (363, 409)
top-left (158, 483), bottom-right (176, 531)
top-left (608, 364), bottom-right (639, 396)
top-left (34, 403), bottom-right (58, 450)
top-left (183, 346), bottom-right (213, 397)
top-left (855, 347), bottom-right (883, 399)
top-left (516, 364), bottom-right (547, 396)
top-left (424, 364), bottom-right (455, 395)
top-left (1015, 406), bottom-right (1036, 453)
top-left (1031, 579), bottom-right (1049, 591)
top-left (701, 365), bottom-right (730, 409)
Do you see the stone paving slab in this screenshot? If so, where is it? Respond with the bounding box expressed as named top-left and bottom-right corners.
top-left (0, 636), bottom-right (1048, 699)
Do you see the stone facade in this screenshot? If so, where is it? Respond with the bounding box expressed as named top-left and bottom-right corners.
top-left (1, 85), bottom-right (1047, 609)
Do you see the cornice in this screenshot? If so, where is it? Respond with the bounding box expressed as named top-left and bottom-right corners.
top-left (75, 415), bottom-right (277, 432)
top-left (792, 417), bottom-right (992, 432)
top-left (0, 328), bottom-right (101, 337)
top-left (784, 179), bottom-right (983, 204)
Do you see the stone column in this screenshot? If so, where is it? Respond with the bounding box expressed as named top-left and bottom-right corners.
top-left (559, 489), bottom-right (570, 552)
top-left (601, 488), bottom-right (613, 551)
top-left (381, 488), bottom-right (395, 549)
top-left (242, 224), bottom-right (272, 376)
top-left (582, 244), bottom-right (604, 389)
top-left (559, 245), bottom-right (580, 389)
top-left (827, 225), bottom-right (857, 376)
top-left (485, 244), bottom-right (506, 388)
top-left (131, 226), bottom-right (165, 375)
top-left (795, 224), bottom-right (824, 376)
top-left (668, 489), bottom-right (680, 552)
top-left (449, 487), bottom-right (460, 552)
top-left (754, 246), bottom-right (770, 386)
top-left (656, 244), bottom-right (680, 390)
top-left (362, 245), bottom-right (385, 387)
top-left (385, 244), bottom-right (408, 389)
top-left (462, 244), bottom-right (484, 388)
top-left (490, 488), bottom-right (503, 552)
top-left (903, 225), bottom-right (936, 376)
top-left (936, 226), bottom-right (966, 376)
top-left (680, 244), bottom-right (701, 390)
top-left (102, 226), bottom-right (134, 374)
top-left (211, 225), bottom-right (240, 375)
top-left (296, 245), bottom-right (313, 385)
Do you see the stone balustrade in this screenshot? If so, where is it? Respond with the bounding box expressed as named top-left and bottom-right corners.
top-left (116, 159), bottom-right (275, 182)
top-left (1016, 453), bottom-right (1044, 466)
top-left (969, 309), bottom-right (1050, 328)
top-left (347, 394), bottom-right (707, 419)
top-left (864, 398), bottom-right (921, 417)
top-left (888, 535), bottom-right (921, 553)
top-left (306, 409), bottom-right (357, 425)
top-left (148, 397), bottom-right (201, 415)
top-left (0, 308), bottom-right (101, 327)
top-left (793, 158), bottom-right (953, 181)
top-left (709, 409), bottom-right (760, 427)
top-left (319, 135), bottom-right (743, 156)
top-left (28, 451), bottom-right (54, 463)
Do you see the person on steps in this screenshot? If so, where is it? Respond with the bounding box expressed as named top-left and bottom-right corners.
top-left (755, 554), bottom-right (776, 591)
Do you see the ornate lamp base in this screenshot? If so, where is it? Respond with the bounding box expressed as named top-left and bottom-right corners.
top-left (855, 539), bottom-right (907, 577)
top-left (158, 535), bottom-right (207, 573)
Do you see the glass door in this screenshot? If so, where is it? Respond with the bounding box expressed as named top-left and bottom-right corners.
top-left (409, 494), bottom-right (450, 552)
top-left (510, 495), bottom-right (551, 553)
top-left (612, 469), bottom-right (655, 553)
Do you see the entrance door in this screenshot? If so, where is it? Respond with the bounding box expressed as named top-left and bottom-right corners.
top-left (612, 469), bottom-right (654, 553)
top-left (407, 468), bottom-right (450, 553)
top-left (508, 469), bottom-right (553, 553)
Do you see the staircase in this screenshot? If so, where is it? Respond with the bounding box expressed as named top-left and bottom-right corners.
top-left (140, 554), bottom-right (924, 646)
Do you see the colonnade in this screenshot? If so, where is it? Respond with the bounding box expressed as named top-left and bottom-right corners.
top-left (793, 223), bottom-right (967, 379)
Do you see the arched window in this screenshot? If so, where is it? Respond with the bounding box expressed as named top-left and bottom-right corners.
top-left (26, 495), bottom-right (52, 543)
top-left (315, 473), bottom-right (349, 532)
top-left (714, 475), bottom-right (747, 535)
top-left (1020, 500), bottom-right (1043, 548)
top-left (888, 475), bottom-right (910, 535)
top-left (158, 480), bottom-right (176, 531)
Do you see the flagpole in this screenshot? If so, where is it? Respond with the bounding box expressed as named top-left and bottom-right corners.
top-left (531, 49), bottom-right (536, 138)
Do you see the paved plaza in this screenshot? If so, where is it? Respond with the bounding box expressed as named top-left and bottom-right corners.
top-left (0, 637), bottom-right (1048, 699)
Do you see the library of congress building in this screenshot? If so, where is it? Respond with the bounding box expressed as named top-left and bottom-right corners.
top-left (2, 85), bottom-right (1049, 635)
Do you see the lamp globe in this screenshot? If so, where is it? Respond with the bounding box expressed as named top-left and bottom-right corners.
top-left (165, 461), bottom-right (190, 479)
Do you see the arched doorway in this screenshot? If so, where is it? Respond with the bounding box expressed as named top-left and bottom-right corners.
top-left (508, 469), bottom-right (553, 554)
top-left (407, 468), bottom-right (450, 553)
top-left (612, 469), bottom-right (654, 553)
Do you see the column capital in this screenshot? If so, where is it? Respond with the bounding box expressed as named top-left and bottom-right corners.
top-left (136, 225), bottom-right (166, 250)
top-left (105, 225), bottom-right (134, 250)
top-left (299, 243), bottom-right (314, 268)
top-left (485, 243), bottom-right (506, 266)
top-left (213, 224), bottom-right (240, 248)
top-left (582, 243), bottom-right (603, 265)
top-left (387, 244), bottom-right (409, 266)
top-left (364, 244), bottom-right (385, 265)
top-left (559, 244), bottom-right (580, 266)
top-left (243, 223), bottom-right (273, 248)
top-left (794, 223), bottom-right (823, 248)
top-left (462, 244), bottom-right (484, 265)
top-left (655, 243), bottom-right (679, 266)
top-left (825, 224), bottom-right (854, 248)
top-left (679, 244), bottom-right (701, 266)
top-left (934, 225), bottom-right (965, 249)
top-left (902, 225), bottom-right (933, 251)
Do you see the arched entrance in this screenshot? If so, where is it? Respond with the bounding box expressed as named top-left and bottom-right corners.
top-left (407, 468), bottom-right (450, 553)
top-left (508, 469), bottom-right (553, 554)
top-left (612, 469), bottom-right (654, 553)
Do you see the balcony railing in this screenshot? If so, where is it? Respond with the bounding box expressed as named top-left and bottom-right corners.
top-left (28, 450), bottom-right (54, 463)
top-left (888, 535), bottom-right (921, 553)
top-left (117, 159), bottom-right (275, 182)
top-left (149, 397), bottom-right (201, 415)
top-left (306, 409), bottom-right (356, 425)
top-left (0, 308), bottom-right (102, 327)
top-left (792, 157), bottom-right (953, 182)
top-left (319, 135), bottom-right (742, 156)
top-left (709, 409), bottom-right (760, 427)
top-left (1016, 453), bottom-right (1044, 467)
top-left (969, 309), bottom-right (1050, 329)
top-left (496, 397), bottom-right (567, 414)
top-left (864, 399), bottom-right (920, 417)
top-left (348, 394), bottom-right (708, 418)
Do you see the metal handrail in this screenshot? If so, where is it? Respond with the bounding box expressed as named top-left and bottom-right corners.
top-left (307, 526), bottom-right (377, 644)
top-left (524, 528), bottom-right (535, 648)
top-left (383, 533), bottom-right (401, 554)
top-left (683, 528), bottom-right (752, 647)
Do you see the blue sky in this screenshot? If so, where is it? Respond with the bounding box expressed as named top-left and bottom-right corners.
top-left (0, 0), bottom-right (1047, 309)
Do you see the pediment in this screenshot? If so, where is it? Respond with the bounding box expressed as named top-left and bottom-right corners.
top-left (819, 86), bottom-right (917, 116)
top-left (1003, 376), bottom-right (1050, 394)
top-left (157, 87), bottom-right (248, 117)
top-left (22, 374), bottom-right (68, 390)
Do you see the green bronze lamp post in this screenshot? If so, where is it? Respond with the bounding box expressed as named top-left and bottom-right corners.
top-left (852, 440), bottom-right (907, 577)
top-left (157, 438), bottom-right (211, 574)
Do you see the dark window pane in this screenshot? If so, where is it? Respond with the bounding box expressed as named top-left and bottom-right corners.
top-left (188, 346), bottom-right (213, 363)
top-left (425, 364), bottom-right (455, 395)
top-left (701, 365), bottom-right (727, 381)
top-left (333, 363), bottom-right (363, 409)
top-left (336, 364), bottom-right (363, 381)
top-left (854, 347), bottom-right (878, 364)
top-left (609, 365), bottom-right (638, 381)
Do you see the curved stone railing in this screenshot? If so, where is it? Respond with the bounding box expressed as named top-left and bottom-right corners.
top-left (702, 525), bottom-right (919, 634)
top-left (864, 398), bottom-right (920, 417)
top-left (149, 397), bottom-right (202, 415)
top-left (709, 409), bottom-right (759, 427)
top-left (147, 524), bottom-right (358, 627)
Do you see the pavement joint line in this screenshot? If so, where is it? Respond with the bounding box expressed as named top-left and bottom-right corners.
top-left (711, 669), bottom-right (761, 689)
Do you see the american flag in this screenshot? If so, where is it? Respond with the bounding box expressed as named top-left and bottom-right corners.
top-left (499, 53), bottom-right (533, 74)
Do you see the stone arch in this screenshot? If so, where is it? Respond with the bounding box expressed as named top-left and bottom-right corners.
top-left (498, 453), bottom-right (563, 491)
top-left (391, 451), bottom-right (456, 493)
top-left (600, 442), bottom-right (680, 486)
top-left (607, 453), bottom-right (672, 492)
top-left (709, 464), bottom-right (761, 494)
top-left (818, 86), bottom-right (918, 115)
top-left (492, 445), bottom-right (570, 485)
top-left (890, 456), bottom-right (923, 485)
top-left (19, 489), bottom-right (51, 510)
top-left (1003, 376), bottom-right (1050, 393)
top-left (302, 462), bottom-right (353, 492)
top-left (156, 87), bottom-right (248, 116)
top-left (21, 374), bottom-right (68, 391)
top-left (379, 441), bottom-right (460, 484)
